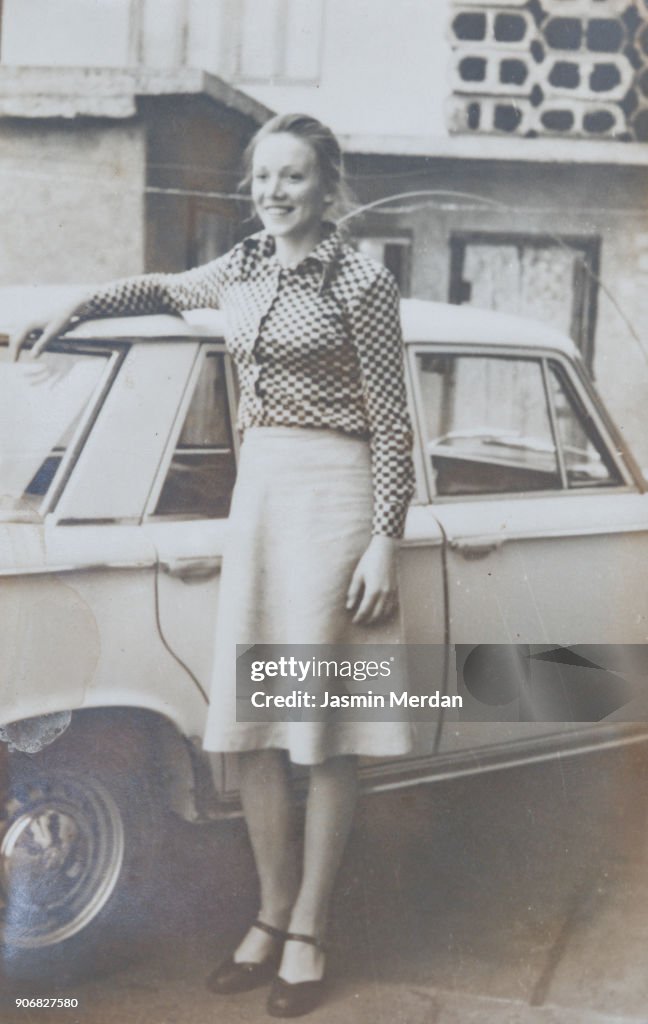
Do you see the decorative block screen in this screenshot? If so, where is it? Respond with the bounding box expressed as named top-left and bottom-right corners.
top-left (447, 0), bottom-right (648, 140)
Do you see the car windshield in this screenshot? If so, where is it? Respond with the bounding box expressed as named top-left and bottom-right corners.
top-left (0, 350), bottom-right (109, 517)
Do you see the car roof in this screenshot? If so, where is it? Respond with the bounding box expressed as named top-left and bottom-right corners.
top-left (0, 285), bottom-right (577, 357)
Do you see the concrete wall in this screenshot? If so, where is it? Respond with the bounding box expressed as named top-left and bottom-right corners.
top-left (1, 0), bottom-right (137, 65)
top-left (0, 0), bottom-right (228, 72)
top-left (346, 156), bottom-right (648, 466)
top-left (0, 119), bottom-right (146, 284)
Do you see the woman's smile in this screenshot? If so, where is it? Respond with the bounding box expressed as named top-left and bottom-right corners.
top-left (263, 204), bottom-right (295, 217)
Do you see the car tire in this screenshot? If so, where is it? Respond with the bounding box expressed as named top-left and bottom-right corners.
top-left (0, 711), bottom-right (165, 985)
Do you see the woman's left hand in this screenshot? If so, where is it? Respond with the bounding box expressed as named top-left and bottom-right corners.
top-left (346, 535), bottom-right (399, 625)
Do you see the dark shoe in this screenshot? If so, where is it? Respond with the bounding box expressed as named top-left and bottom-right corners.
top-left (266, 932), bottom-right (327, 1018)
top-left (206, 920), bottom-right (286, 995)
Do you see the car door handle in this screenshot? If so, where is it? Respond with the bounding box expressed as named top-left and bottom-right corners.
top-left (159, 556), bottom-right (222, 581)
top-left (450, 539), bottom-right (503, 560)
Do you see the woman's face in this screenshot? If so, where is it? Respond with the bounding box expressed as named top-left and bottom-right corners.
top-left (251, 132), bottom-right (331, 243)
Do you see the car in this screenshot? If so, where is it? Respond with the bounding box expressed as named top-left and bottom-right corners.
top-left (2, 289), bottom-right (648, 980)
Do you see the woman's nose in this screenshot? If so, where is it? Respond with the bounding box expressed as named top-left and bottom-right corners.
top-left (268, 176), bottom-right (286, 198)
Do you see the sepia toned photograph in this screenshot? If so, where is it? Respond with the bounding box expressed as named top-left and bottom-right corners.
top-left (2, 1), bottom-right (648, 1022)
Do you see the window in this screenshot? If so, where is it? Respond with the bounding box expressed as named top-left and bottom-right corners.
top-left (234, 0), bottom-right (324, 83)
top-left (417, 353), bottom-right (560, 497)
top-left (548, 361), bottom-right (621, 489)
top-left (414, 350), bottom-right (623, 499)
top-left (0, 349), bottom-right (110, 517)
top-left (355, 235), bottom-right (412, 296)
top-left (155, 352), bottom-right (236, 518)
top-left (187, 201), bottom-right (236, 268)
top-left (449, 233), bottom-right (600, 369)
top-left (447, 0), bottom-right (647, 141)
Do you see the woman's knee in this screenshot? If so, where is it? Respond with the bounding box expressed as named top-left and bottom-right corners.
top-left (239, 747), bottom-right (291, 782)
top-left (309, 754), bottom-right (358, 783)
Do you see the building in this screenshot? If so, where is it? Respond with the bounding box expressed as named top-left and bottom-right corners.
top-left (2, 1), bottom-right (648, 460)
top-left (0, 11), bottom-right (272, 284)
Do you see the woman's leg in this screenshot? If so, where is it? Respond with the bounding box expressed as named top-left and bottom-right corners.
top-left (279, 754), bottom-right (359, 982)
top-left (234, 748), bottom-right (300, 963)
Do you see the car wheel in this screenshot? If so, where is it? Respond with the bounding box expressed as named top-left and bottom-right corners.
top-left (0, 717), bottom-right (164, 984)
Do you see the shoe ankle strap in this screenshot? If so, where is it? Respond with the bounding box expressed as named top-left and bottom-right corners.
top-left (284, 930), bottom-right (328, 952)
top-left (252, 919), bottom-right (286, 941)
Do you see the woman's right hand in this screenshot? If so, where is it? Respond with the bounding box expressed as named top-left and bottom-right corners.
top-left (8, 297), bottom-right (88, 362)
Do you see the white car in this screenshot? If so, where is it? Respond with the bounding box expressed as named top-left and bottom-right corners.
top-left (2, 291), bottom-right (647, 979)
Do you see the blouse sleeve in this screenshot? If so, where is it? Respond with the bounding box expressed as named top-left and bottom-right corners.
top-left (76, 255), bottom-right (231, 320)
top-left (346, 267), bottom-right (415, 539)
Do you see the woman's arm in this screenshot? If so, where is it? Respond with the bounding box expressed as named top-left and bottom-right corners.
top-left (8, 258), bottom-right (229, 362)
top-left (345, 267), bottom-right (415, 624)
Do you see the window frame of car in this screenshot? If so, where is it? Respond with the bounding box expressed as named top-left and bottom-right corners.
top-left (11, 339), bottom-right (124, 523)
top-left (143, 339), bottom-right (240, 523)
top-left (567, 351), bottom-right (648, 493)
top-left (53, 335), bottom-right (204, 525)
top-left (406, 341), bottom-right (638, 504)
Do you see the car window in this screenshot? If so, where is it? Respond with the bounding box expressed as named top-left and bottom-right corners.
top-left (547, 361), bottom-right (621, 489)
top-left (154, 352), bottom-right (236, 518)
top-left (0, 350), bottom-right (109, 516)
top-left (415, 353), bottom-right (561, 497)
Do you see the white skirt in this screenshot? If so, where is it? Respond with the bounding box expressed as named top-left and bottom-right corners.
top-left (202, 426), bottom-right (413, 764)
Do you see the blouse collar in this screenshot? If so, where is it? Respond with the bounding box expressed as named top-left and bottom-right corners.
top-left (242, 222), bottom-right (342, 287)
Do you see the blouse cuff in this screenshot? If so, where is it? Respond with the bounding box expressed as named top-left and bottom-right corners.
top-left (371, 501), bottom-right (410, 540)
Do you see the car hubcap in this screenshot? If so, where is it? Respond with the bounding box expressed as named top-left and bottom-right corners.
top-left (0, 772), bottom-right (124, 949)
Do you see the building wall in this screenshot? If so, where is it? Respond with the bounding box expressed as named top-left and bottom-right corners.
top-left (347, 155), bottom-right (648, 466)
top-left (0, 119), bottom-right (146, 284)
top-left (5, 1), bottom-right (648, 146)
top-left (1, 0), bottom-right (138, 65)
top-left (0, 0), bottom-right (451, 139)
top-left (224, 0), bottom-right (450, 139)
top-left (0, 0), bottom-right (229, 74)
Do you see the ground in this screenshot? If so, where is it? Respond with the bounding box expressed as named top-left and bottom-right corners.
top-left (2, 744), bottom-right (648, 1024)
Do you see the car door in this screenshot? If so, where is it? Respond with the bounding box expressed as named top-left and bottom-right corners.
top-left (141, 343), bottom-right (239, 698)
top-left (1, 336), bottom-right (211, 740)
top-left (408, 340), bottom-right (648, 754)
top-left (1, 341), bottom-right (121, 727)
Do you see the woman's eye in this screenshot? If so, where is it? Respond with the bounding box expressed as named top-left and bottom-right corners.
top-left (288, 174), bottom-right (303, 182)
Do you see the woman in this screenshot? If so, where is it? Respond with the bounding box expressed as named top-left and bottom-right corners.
top-left (10, 113), bottom-right (415, 1017)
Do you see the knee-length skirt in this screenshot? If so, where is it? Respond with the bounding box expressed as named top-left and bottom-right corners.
top-left (202, 426), bottom-right (413, 764)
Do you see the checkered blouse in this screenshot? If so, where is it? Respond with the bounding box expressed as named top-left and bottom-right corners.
top-left (79, 227), bottom-right (415, 538)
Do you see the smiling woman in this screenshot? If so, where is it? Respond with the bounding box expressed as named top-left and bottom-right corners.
top-left (7, 112), bottom-right (415, 1017)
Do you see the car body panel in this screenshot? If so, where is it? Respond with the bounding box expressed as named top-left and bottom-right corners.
top-left (144, 518), bottom-right (226, 694)
top-left (0, 521), bottom-right (207, 736)
top-left (57, 300), bottom-right (579, 355)
top-left (432, 494), bottom-right (648, 645)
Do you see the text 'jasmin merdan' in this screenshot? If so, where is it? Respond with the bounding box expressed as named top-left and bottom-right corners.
top-left (250, 690), bottom-right (463, 709)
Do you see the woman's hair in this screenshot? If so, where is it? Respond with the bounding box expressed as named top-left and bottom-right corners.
top-left (241, 112), bottom-right (350, 215)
